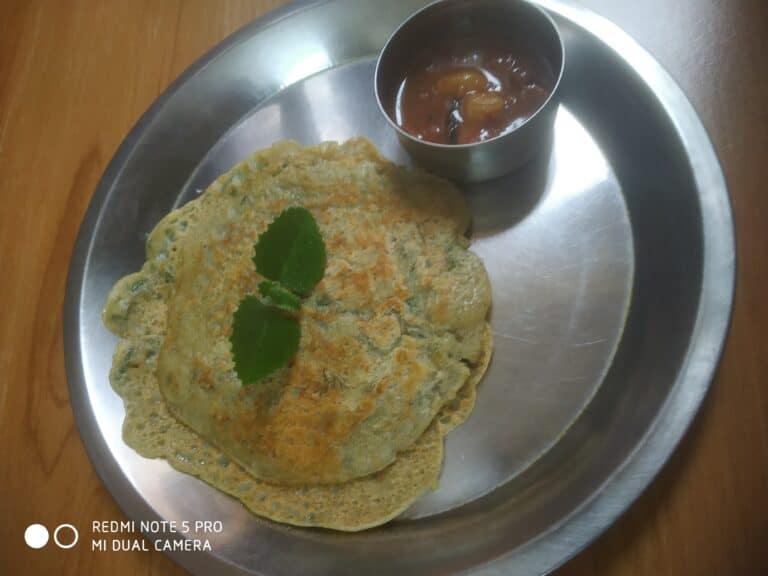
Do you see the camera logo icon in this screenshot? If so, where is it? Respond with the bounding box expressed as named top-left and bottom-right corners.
top-left (24, 523), bottom-right (78, 549)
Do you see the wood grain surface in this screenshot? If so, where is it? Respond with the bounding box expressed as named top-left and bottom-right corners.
top-left (1, 1), bottom-right (765, 574)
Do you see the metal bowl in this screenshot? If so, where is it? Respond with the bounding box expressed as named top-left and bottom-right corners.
top-left (375, 0), bottom-right (564, 182)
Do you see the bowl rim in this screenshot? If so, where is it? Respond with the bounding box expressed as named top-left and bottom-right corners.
top-left (373, 0), bottom-right (566, 150)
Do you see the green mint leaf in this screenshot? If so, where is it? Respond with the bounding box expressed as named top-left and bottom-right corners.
top-left (258, 280), bottom-right (301, 313)
top-left (253, 207), bottom-right (326, 296)
top-left (230, 296), bottom-right (300, 385)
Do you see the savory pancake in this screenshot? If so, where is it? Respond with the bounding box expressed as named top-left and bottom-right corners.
top-left (103, 138), bottom-right (492, 529)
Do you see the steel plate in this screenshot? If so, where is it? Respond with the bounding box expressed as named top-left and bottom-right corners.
top-left (64, 1), bottom-right (735, 574)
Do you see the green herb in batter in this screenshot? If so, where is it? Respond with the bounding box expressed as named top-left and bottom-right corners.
top-left (231, 207), bottom-right (325, 385)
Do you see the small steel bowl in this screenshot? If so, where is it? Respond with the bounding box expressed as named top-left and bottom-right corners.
top-left (375, 0), bottom-right (564, 182)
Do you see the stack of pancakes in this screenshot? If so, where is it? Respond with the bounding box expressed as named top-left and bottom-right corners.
top-left (104, 138), bottom-right (492, 530)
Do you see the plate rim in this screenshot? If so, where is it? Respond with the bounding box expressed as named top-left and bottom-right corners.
top-left (63, 0), bottom-right (735, 574)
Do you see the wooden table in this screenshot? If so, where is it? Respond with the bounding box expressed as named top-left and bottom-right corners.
top-left (1, 1), bottom-right (765, 574)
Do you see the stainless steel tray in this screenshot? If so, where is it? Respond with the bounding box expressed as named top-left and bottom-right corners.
top-left (64, 1), bottom-right (735, 574)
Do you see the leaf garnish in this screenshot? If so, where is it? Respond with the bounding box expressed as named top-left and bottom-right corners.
top-left (230, 296), bottom-right (300, 385)
top-left (253, 207), bottom-right (326, 296)
top-left (258, 280), bottom-right (301, 313)
top-left (230, 207), bottom-right (326, 386)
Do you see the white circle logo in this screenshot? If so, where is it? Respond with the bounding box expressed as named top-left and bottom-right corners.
top-left (24, 524), bottom-right (49, 549)
top-left (53, 524), bottom-right (79, 549)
